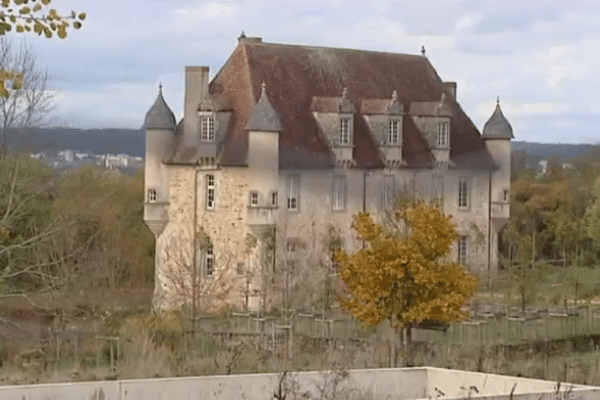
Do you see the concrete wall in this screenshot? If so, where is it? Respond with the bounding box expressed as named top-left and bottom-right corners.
top-left (2, 368), bottom-right (599, 400)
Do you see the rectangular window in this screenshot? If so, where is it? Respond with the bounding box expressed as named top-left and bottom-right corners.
top-left (458, 236), bottom-right (469, 266)
top-left (437, 121), bottom-right (449, 147)
top-left (382, 175), bottom-right (395, 209)
top-left (249, 191), bottom-right (259, 207)
top-left (205, 245), bottom-right (214, 277)
top-left (503, 189), bottom-right (510, 202)
top-left (148, 188), bottom-right (157, 202)
top-left (201, 116), bottom-right (215, 142)
top-left (458, 178), bottom-right (469, 209)
top-left (286, 240), bottom-right (297, 253)
top-left (339, 117), bottom-right (350, 145)
top-left (206, 174), bottom-right (215, 210)
top-left (433, 175), bottom-right (443, 201)
top-left (236, 262), bottom-right (244, 275)
top-left (332, 175), bottom-right (346, 211)
top-left (271, 191), bottom-right (278, 207)
top-left (389, 120), bottom-right (400, 144)
top-left (287, 175), bottom-right (300, 211)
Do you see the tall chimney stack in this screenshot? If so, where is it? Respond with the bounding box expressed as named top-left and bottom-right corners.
top-left (183, 66), bottom-right (209, 147)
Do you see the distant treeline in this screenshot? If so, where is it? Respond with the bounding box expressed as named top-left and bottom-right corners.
top-left (4, 127), bottom-right (599, 162)
top-left (6, 127), bottom-right (145, 158)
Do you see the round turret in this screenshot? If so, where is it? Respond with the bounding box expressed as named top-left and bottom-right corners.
top-left (144, 84), bottom-right (177, 130)
top-left (482, 99), bottom-right (513, 140)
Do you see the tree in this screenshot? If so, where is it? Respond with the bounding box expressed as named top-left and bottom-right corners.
top-left (0, 0), bottom-right (85, 38)
top-left (0, 36), bottom-right (54, 158)
top-left (335, 201), bottom-right (477, 366)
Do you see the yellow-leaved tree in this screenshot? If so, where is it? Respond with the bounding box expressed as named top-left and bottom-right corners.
top-left (336, 201), bottom-right (477, 366)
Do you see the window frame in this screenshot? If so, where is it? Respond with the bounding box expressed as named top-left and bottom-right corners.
top-left (437, 120), bottom-right (449, 147)
top-left (286, 175), bottom-right (300, 211)
top-left (389, 119), bottom-right (400, 145)
top-left (503, 189), bottom-right (510, 203)
top-left (148, 188), bottom-right (157, 203)
top-left (201, 115), bottom-right (215, 142)
top-left (204, 244), bottom-right (215, 277)
top-left (433, 175), bottom-right (444, 202)
top-left (249, 191), bottom-right (259, 207)
top-left (270, 191), bottom-right (278, 207)
top-left (206, 174), bottom-right (216, 211)
top-left (458, 178), bottom-right (470, 210)
top-left (339, 117), bottom-right (351, 145)
top-left (382, 175), bottom-right (395, 209)
top-left (332, 175), bottom-right (347, 211)
top-left (457, 235), bottom-right (469, 266)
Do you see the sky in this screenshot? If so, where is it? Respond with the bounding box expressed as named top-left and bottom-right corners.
top-left (17, 0), bottom-right (600, 144)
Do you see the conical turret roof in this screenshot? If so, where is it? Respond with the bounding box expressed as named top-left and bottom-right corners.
top-left (144, 84), bottom-right (177, 130)
top-left (245, 82), bottom-right (282, 132)
top-left (482, 100), bottom-right (513, 139)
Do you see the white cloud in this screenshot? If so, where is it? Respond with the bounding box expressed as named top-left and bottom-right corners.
top-left (170, 1), bottom-right (241, 27)
top-left (454, 13), bottom-right (482, 32)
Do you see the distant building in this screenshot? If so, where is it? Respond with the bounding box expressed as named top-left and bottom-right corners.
top-left (143, 36), bottom-right (514, 312)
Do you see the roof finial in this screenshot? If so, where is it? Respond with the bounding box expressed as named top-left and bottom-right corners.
top-left (158, 82), bottom-right (162, 92)
top-left (240, 31), bottom-right (246, 39)
top-left (392, 90), bottom-right (398, 102)
top-left (421, 45), bottom-right (426, 56)
top-left (342, 87), bottom-right (348, 99)
top-left (440, 92), bottom-right (446, 103)
top-left (496, 96), bottom-right (500, 105)
top-left (261, 80), bottom-right (267, 96)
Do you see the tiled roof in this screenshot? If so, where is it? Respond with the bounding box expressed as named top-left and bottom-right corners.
top-left (199, 40), bottom-right (497, 170)
top-left (482, 101), bottom-right (514, 140)
top-left (144, 85), bottom-right (176, 131)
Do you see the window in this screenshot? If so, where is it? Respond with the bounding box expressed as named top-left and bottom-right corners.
top-left (201, 116), bottom-right (215, 142)
top-left (339, 117), bottom-right (350, 145)
top-left (286, 241), bottom-right (297, 253)
top-left (458, 236), bottom-right (469, 266)
top-left (389, 120), bottom-right (400, 144)
top-left (503, 189), bottom-right (510, 202)
top-left (382, 175), bottom-right (395, 209)
top-left (271, 191), bottom-right (278, 207)
top-left (249, 191), bottom-right (259, 207)
top-left (236, 262), bottom-right (244, 275)
top-left (332, 176), bottom-right (346, 211)
top-left (204, 245), bottom-right (214, 277)
top-left (458, 178), bottom-right (469, 209)
top-left (148, 188), bottom-right (157, 202)
top-left (286, 175), bottom-right (300, 210)
top-left (433, 176), bottom-right (443, 201)
top-left (206, 174), bottom-right (215, 210)
top-left (286, 260), bottom-right (297, 274)
top-left (437, 121), bottom-right (449, 147)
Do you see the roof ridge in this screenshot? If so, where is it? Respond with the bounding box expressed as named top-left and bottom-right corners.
top-left (242, 40), bottom-right (424, 59)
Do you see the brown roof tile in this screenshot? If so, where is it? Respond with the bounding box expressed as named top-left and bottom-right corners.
top-left (201, 40), bottom-right (496, 170)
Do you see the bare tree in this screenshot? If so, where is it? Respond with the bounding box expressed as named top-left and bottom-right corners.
top-left (0, 36), bottom-right (55, 159)
top-left (159, 226), bottom-right (244, 333)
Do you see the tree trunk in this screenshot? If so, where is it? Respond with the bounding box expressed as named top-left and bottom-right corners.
top-left (402, 323), bottom-right (413, 367)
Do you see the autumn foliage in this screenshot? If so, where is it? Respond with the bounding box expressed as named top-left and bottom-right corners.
top-left (336, 202), bottom-right (477, 332)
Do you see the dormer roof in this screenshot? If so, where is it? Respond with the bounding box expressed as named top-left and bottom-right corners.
top-left (482, 100), bottom-right (514, 140)
top-left (245, 82), bottom-right (282, 132)
top-left (408, 93), bottom-right (452, 117)
top-left (310, 88), bottom-right (356, 114)
top-left (360, 91), bottom-right (403, 115)
top-left (144, 84), bottom-right (176, 130)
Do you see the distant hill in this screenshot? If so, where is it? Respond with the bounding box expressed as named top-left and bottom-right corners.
top-left (5, 129), bottom-right (600, 163)
top-left (7, 127), bottom-right (145, 158)
top-left (512, 141), bottom-right (598, 161)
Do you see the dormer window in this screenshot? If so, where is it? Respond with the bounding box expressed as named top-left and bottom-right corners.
top-left (389, 120), bottom-right (400, 144)
top-left (339, 117), bottom-right (350, 145)
top-left (201, 116), bottom-right (215, 142)
top-left (437, 121), bottom-right (449, 147)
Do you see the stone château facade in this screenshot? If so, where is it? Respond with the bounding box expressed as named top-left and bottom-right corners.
top-left (143, 36), bottom-right (514, 312)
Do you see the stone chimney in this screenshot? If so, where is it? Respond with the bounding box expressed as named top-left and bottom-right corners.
top-left (443, 81), bottom-right (456, 101)
top-left (183, 66), bottom-right (209, 146)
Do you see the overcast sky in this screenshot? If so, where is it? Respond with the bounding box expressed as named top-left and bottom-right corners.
top-left (19, 0), bottom-right (600, 143)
